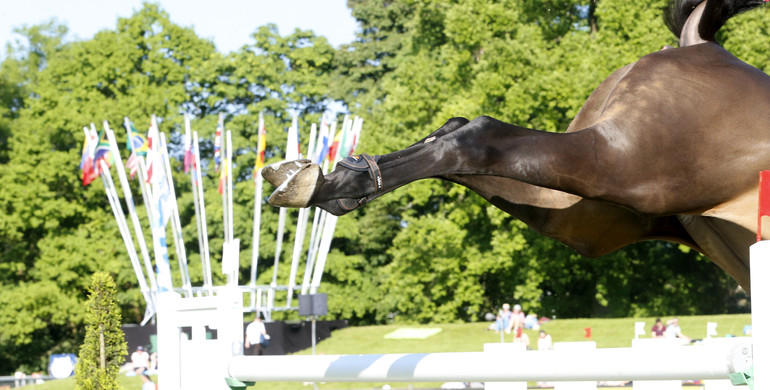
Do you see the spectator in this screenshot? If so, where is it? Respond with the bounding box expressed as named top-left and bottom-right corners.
top-left (506, 304), bottom-right (526, 338)
top-left (140, 372), bottom-right (156, 390)
top-left (513, 329), bottom-right (531, 349)
top-left (130, 346), bottom-right (150, 374)
top-left (245, 314), bottom-right (270, 355)
top-left (537, 330), bottom-right (553, 350)
top-left (651, 318), bottom-right (666, 338)
top-left (664, 318), bottom-right (690, 344)
top-left (524, 313), bottom-right (540, 330)
top-left (487, 303), bottom-right (513, 333)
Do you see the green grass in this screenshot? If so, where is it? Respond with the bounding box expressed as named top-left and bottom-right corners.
top-left (29, 374), bottom-right (153, 390)
top-left (33, 314), bottom-right (751, 389)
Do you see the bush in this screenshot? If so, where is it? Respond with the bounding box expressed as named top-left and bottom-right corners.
top-left (75, 272), bottom-right (127, 390)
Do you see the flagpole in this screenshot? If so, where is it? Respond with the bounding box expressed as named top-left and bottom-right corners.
top-left (225, 130), bottom-right (238, 286)
top-left (102, 124), bottom-right (156, 318)
top-left (250, 112), bottom-right (267, 308)
top-left (147, 116), bottom-right (174, 293)
top-left (286, 123), bottom-right (317, 307)
top-left (270, 116), bottom-right (300, 305)
top-left (301, 159), bottom-right (330, 295)
top-left (97, 157), bottom-right (154, 309)
top-left (309, 116), bottom-right (364, 294)
top-left (193, 132), bottom-right (214, 295)
top-left (250, 173), bottom-right (263, 307)
top-left (226, 130), bottom-right (235, 244)
top-left (302, 118), bottom-right (334, 295)
top-left (186, 116), bottom-right (208, 294)
top-left (160, 132), bottom-right (193, 296)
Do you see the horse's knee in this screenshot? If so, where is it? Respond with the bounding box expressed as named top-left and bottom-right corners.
top-left (468, 115), bottom-right (499, 128)
top-left (444, 117), bottom-right (470, 129)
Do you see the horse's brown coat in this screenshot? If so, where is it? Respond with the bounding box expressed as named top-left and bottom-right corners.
top-left (265, 1), bottom-right (770, 292)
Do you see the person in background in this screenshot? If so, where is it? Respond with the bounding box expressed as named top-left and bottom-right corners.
top-left (487, 303), bottom-right (513, 333)
top-left (664, 318), bottom-right (690, 344)
top-left (130, 346), bottom-right (150, 374)
top-left (513, 328), bottom-right (531, 349)
top-left (245, 314), bottom-right (269, 355)
top-left (506, 304), bottom-right (527, 340)
top-left (651, 318), bottom-right (666, 338)
top-left (537, 330), bottom-right (553, 350)
top-left (524, 313), bottom-right (540, 330)
top-left (140, 372), bottom-right (156, 390)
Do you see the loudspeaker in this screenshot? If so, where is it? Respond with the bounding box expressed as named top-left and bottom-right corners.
top-left (298, 294), bottom-right (328, 316)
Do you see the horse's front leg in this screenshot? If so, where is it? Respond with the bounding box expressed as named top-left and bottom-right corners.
top-left (301, 116), bottom-right (590, 213)
top-left (265, 115), bottom-right (638, 216)
top-left (263, 117), bottom-right (470, 214)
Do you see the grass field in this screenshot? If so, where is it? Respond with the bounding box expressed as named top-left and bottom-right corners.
top-left (31, 313), bottom-right (751, 389)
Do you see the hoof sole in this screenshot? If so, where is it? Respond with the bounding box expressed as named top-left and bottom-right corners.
top-left (262, 159), bottom-right (311, 188)
top-left (267, 163), bottom-right (323, 208)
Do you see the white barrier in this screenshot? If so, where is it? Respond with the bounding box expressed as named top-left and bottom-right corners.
top-left (750, 241), bottom-right (769, 389)
top-left (227, 342), bottom-right (751, 384)
top-left (483, 343), bottom-right (526, 390)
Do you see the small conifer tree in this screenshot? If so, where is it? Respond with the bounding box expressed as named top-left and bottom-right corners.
top-left (75, 272), bottom-right (127, 390)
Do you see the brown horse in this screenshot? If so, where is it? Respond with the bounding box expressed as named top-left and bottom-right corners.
top-left (264, 0), bottom-right (770, 292)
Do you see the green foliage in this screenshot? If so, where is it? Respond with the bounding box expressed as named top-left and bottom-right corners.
top-left (75, 272), bottom-right (127, 390)
top-left (1, 0), bottom-right (767, 373)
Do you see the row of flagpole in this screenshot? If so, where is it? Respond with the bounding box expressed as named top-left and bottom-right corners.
top-left (80, 112), bottom-right (363, 321)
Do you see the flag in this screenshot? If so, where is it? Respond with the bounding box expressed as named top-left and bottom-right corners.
top-left (218, 159), bottom-right (228, 195)
top-left (82, 130), bottom-right (111, 186)
top-left (758, 170), bottom-right (770, 241)
top-left (145, 119), bottom-right (160, 184)
top-left (338, 117), bottom-right (351, 160)
top-left (328, 128), bottom-right (343, 162)
top-left (184, 115), bottom-right (193, 174)
top-left (152, 147), bottom-right (172, 229)
top-left (314, 120), bottom-right (330, 165)
top-left (126, 153), bottom-right (139, 180)
top-left (92, 130), bottom-right (112, 169)
top-left (214, 114), bottom-right (223, 171)
top-left (584, 327), bottom-right (592, 339)
top-left (80, 130), bottom-right (98, 186)
top-left (254, 112), bottom-right (266, 178)
top-left (126, 126), bottom-right (149, 156)
top-left (191, 134), bottom-right (200, 188)
top-left (80, 130), bottom-right (93, 171)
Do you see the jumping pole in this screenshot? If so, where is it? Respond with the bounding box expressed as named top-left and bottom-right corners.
top-left (225, 343), bottom-right (751, 387)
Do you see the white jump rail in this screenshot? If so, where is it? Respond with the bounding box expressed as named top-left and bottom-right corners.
top-left (226, 342), bottom-right (751, 385)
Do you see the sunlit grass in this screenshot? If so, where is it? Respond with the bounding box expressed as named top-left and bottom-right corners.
top-left (33, 314), bottom-right (751, 389)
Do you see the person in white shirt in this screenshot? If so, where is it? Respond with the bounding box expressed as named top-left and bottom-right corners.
top-left (537, 330), bottom-right (553, 350)
top-left (130, 346), bottom-right (150, 374)
top-left (244, 315), bottom-right (269, 355)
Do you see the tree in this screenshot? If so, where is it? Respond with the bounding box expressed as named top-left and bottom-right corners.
top-left (75, 272), bottom-right (127, 390)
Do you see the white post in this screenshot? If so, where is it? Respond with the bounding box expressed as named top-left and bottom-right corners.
top-left (193, 132), bottom-right (213, 295)
top-left (102, 127), bottom-right (155, 316)
top-left (122, 118), bottom-right (159, 295)
top-left (286, 123), bottom-right (317, 307)
top-left (483, 343), bottom-right (526, 390)
top-left (160, 132), bottom-right (193, 296)
top-left (554, 342), bottom-right (597, 390)
top-left (632, 338), bottom-right (683, 390)
top-left (750, 240), bottom-right (770, 389)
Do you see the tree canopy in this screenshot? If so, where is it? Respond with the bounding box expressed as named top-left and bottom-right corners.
top-left (1, 0), bottom-right (766, 373)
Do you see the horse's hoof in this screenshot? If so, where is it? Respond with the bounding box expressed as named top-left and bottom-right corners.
top-left (267, 163), bottom-right (323, 208)
top-left (262, 159), bottom-right (312, 188)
